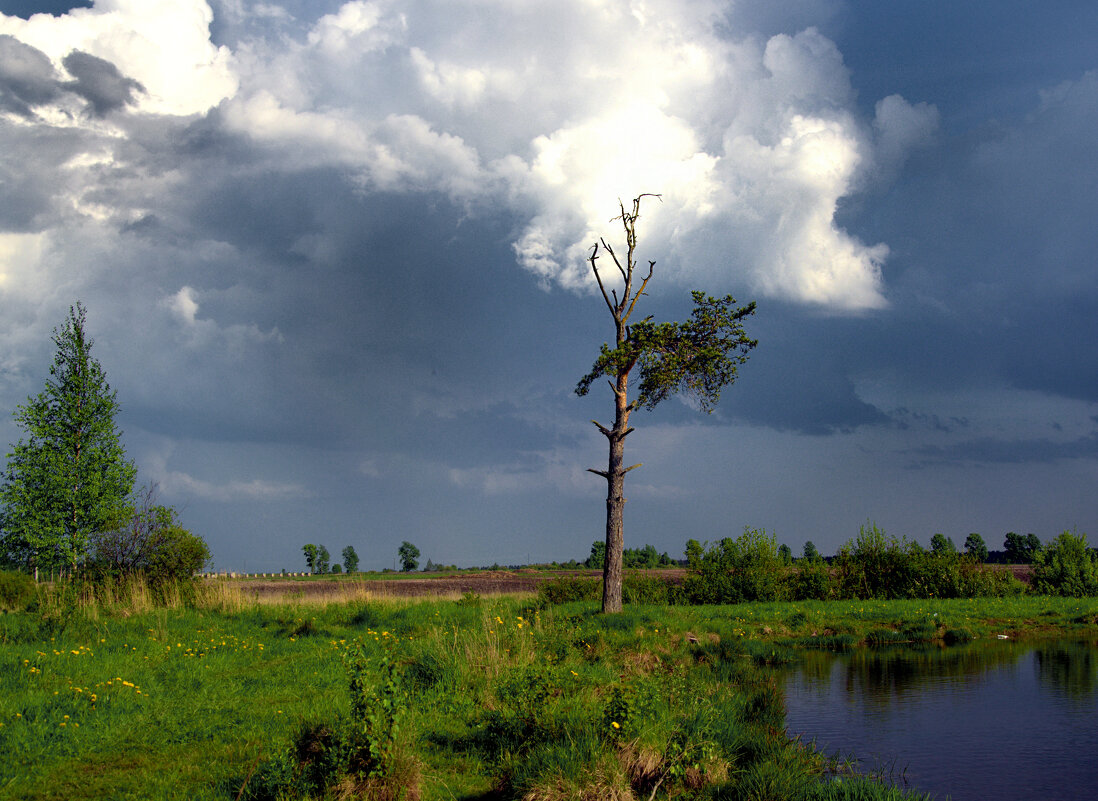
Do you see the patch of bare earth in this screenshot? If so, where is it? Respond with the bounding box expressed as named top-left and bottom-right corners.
top-left (231, 569), bottom-right (687, 602)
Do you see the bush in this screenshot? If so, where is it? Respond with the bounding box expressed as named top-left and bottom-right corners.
top-left (0, 570), bottom-right (36, 611)
top-left (538, 576), bottom-right (600, 605)
top-left (88, 486), bottom-right (210, 586)
top-left (1031, 531), bottom-right (1098, 597)
top-left (681, 528), bottom-right (787, 604)
top-left (834, 524), bottom-right (920, 600)
top-left (537, 574), bottom-right (674, 606)
top-left (790, 557), bottom-right (833, 601)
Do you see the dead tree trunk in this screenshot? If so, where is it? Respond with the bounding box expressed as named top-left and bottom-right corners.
top-left (586, 196), bottom-right (656, 613)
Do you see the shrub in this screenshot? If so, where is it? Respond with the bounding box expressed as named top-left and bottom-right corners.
top-left (538, 576), bottom-right (600, 605)
top-left (88, 486), bottom-right (209, 587)
top-left (833, 523), bottom-right (920, 600)
top-left (790, 557), bottom-right (833, 601)
top-left (537, 574), bottom-right (674, 606)
top-left (622, 574), bottom-right (673, 605)
top-left (682, 528), bottom-right (787, 604)
top-left (0, 569), bottom-right (36, 611)
top-left (1031, 531), bottom-right (1098, 597)
top-left (242, 640), bottom-right (416, 800)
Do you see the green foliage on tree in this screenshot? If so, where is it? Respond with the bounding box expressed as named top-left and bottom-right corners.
top-left (585, 540), bottom-right (606, 570)
top-left (1031, 531), bottom-right (1098, 597)
top-left (302, 543), bottom-right (318, 573)
top-left (1004, 532), bottom-right (1042, 563)
top-left (684, 538), bottom-right (704, 568)
top-left (930, 533), bottom-right (957, 555)
top-left (778, 543), bottom-right (793, 565)
top-left (964, 532), bottom-right (989, 562)
top-left (802, 540), bottom-right (820, 561)
top-left (342, 545), bottom-right (359, 574)
top-left (576, 196), bottom-right (756, 613)
top-left (88, 484), bottom-right (209, 585)
top-left (331, 563), bottom-right (342, 574)
top-left (398, 541), bottom-right (419, 572)
top-left (0, 303), bottom-right (136, 576)
top-left (315, 545), bottom-right (330, 575)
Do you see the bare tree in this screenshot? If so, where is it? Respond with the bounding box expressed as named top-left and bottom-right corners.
top-left (578, 195), bottom-right (757, 612)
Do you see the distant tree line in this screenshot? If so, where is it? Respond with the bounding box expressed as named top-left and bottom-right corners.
top-left (302, 544), bottom-right (360, 575)
top-left (539, 523), bottom-right (1098, 606)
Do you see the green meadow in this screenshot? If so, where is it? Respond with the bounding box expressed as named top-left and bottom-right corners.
top-left (3, 581), bottom-right (1097, 801)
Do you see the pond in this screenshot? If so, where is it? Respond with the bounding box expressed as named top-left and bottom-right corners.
top-left (782, 639), bottom-right (1098, 800)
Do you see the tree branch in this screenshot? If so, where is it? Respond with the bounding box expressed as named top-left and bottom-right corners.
top-left (589, 246), bottom-right (617, 319)
top-left (587, 468), bottom-right (610, 479)
top-left (625, 260), bottom-right (656, 322)
top-left (623, 463), bottom-right (643, 473)
top-left (590, 419), bottom-right (612, 437)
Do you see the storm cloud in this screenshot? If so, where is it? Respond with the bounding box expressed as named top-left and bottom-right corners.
top-left (0, 0), bottom-right (1095, 569)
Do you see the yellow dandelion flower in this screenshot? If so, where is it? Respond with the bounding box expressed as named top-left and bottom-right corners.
top-left (611, 721), bottom-right (620, 729)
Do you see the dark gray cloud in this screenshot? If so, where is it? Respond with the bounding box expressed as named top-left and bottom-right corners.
top-left (0, 34), bottom-right (59, 116)
top-left (0, 37), bottom-right (142, 119)
top-left (0, 2), bottom-right (92, 20)
top-left (1, 0), bottom-right (1096, 570)
top-left (61, 50), bottom-right (143, 115)
top-left (906, 432), bottom-right (1098, 469)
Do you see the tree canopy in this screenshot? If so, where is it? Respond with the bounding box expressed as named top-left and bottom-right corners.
top-left (398, 541), bottom-right (420, 572)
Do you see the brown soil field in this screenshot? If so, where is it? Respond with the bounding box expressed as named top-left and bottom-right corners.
top-left (220, 564), bottom-right (1032, 603)
top-left (228, 569), bottom-right (689, 602)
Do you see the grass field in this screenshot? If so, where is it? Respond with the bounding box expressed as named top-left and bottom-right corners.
top-left (2, 581), bottom-right (1096, 800)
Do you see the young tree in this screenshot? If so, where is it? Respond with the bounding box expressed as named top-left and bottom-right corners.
top-left (342, 545), bottom-right (359, 574)
top-left (315, 545), bottom-right (330, 575)
top-left (576, 196), bottom-right (757, 612)
top-left (585, 540), bottom-right (606, 570)
top-left (930, 533), bottom-right (957, 555)
top-left (778, 543), bottom-right (793, 565)
top-left (0, 303), bottom-right (136, 578)
top-left (684, 538), bottom-right (704, 568)
top-left (802, 541), bottom-right (820, 562)
top-left (964, 532), bottom-right (989, 562)
top-left (302, 543), bottom-right (318, 573)
top-left (398, 541), bottom-right (419, 572)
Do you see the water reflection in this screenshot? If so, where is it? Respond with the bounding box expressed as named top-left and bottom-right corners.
top-left (1034, 641), bottom-right (1098, 699)
top-left (783, 639), bottom-right (1098, 801)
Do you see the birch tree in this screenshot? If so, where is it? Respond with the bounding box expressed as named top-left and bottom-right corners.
top-left (0, 303), bottom-right (136, 577)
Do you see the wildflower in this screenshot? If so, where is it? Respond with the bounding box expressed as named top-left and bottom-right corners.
top-left (611, 721), bottom-right (620, 729)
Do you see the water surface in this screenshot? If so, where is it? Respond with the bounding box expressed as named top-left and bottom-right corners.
top-left (782, 640), bottom-right (1098, 800)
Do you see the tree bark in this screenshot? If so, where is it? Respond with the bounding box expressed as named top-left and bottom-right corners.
top-left (599, 371), bottom-right (632, 613)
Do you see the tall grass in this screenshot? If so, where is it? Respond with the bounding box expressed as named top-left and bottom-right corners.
top-left (6, 576), bottom-right (1094, 799)
top-left (0, 591), bottom-right (973, 800)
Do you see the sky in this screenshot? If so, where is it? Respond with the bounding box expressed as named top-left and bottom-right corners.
top-left (0, 0), bottom-right (1096, 573)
